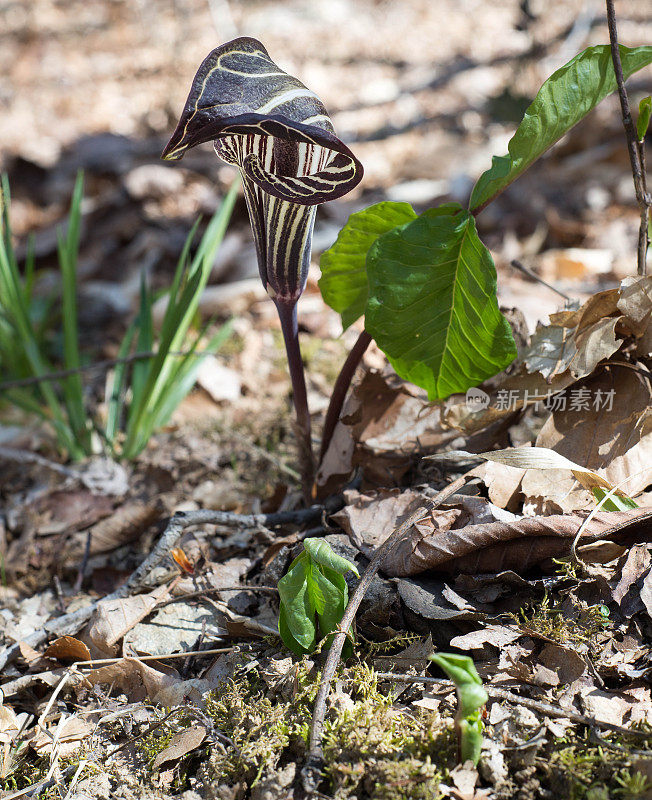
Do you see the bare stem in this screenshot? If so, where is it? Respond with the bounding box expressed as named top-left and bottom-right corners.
top-left (275, 299), bottom-right (315, 494)
top-left (302, 475), bottom-right (468, 795)
top-left (319, 329), bottom-right (372, 464)
top-left (605, 0), bottom-right (650, 275)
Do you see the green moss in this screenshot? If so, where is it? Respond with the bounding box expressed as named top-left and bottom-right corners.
top-left (543, 730), bottom-right (652, 799)
top-left (517, 592), bottom-right (608, 651)
top-left (200, 663), bottom-right (454, 799)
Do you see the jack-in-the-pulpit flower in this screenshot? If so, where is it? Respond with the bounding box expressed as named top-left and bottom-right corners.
top-left (163, 37), bottom-right (363, 490)
top-left (162, 36), bottom-right (363, 306)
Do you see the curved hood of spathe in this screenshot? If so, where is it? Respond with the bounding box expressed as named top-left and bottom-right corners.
top-left (162, 37), bottom-right (363, 205)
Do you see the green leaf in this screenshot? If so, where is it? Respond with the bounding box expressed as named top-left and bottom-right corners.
top-left (592, 487), bottom-right (639, 512)
top-left (279, 606), bottom-right (311, 656)
top-left (638, 96), bottom-right (652, 141)
top-left (307, 561), bottom-right (327, 616)
top-left (365, 204), bottom-right (517, 400)
top-left (319, 201), bottom-right (417, 329)
top-left (277, 552), bottom-right (317, 650)
top-left (303, 538), bottom-right (360, 577)
top-left (470, 45), bottom-right (652, 212)
top-left (313, 566), bottom-right (347, 637)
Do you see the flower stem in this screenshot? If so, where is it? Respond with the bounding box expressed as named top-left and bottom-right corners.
top-left (275, 299), bottom-right (315, 495)
top-left (319, 329), bottom-right (372, 464)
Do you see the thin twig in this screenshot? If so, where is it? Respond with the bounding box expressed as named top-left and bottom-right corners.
top-left (605, 0), bottom-right (650, 275)
top-left (374, 672), bottom-right (652, 740)
top-left (157, 585), bottom-right (278, 608)
top-left (74, 529), bottom-right (92, 594)
top-left (509, 259), bottom-right (573, 301)
top-left (0, 446), bottom-right (77, 478)
top-left (0, 504), bottom-right (330, 673)
top-left (302, 475), bottom-right (468, 794)
top-left (318, 329), bottom-right (372, 465)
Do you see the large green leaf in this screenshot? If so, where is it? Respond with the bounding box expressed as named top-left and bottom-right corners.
top-left (470, 45), bottom-right (652, 212)
top-left (277, 553), bottom-right (316, 650)
top-left (365, 203), bottom-right (517, 400)
top-left (319, 202), bottom-right (416, 329)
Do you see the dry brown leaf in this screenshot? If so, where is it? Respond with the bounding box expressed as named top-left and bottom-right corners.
top-left (523, 288), bottom-right (621, 380)
top-left (151, 725), bottom-right (207, 770)
top-left (469, 461), bottom-right (525, 511)
top-left (64, 500), bottom-right (160, 560)
top-left (333, 488), bottom-right (463, 554)
top-left (378, 508), bottom-right (652, 576)
top-left (82, 584), bottom-right (170, 657)
top-left (43, 635), bottom-right (92, 663)
top-left (538, 644), bottom-right (586, 685)
top-left (449, 625), bottom-right (522, 651)
top-left (317, 368), bottom-right (449, 493)
top-left (617, 276), bottom-right (652, 336)
top-left (529, 369), bottom-right (652, 506)
top-left (85, 657), bottom-right (180, 702)
top-left (29, 717), bottom-right (94, 757)
top-left (31, 490), bottom-right (114, 536)
top-left (612, 544), bottom-right (651, 604)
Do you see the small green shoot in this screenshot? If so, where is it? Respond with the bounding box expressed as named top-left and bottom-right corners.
top-left (637, 96), bottom-right (651, 142)
top-left (429, 652), bottom-right (488, 766)
top-left (278, 538), bottom-right (359, 657)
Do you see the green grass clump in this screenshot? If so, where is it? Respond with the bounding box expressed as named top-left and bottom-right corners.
top-left (0, 172), bottom-right (236, 460)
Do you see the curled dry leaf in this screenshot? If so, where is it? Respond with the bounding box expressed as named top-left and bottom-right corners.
top-left (443, 277), bottom-right (651, 437)
top-left (0, 705), bottom-right (19, 744)
top-left (380, 508), bottom-right (652, 576)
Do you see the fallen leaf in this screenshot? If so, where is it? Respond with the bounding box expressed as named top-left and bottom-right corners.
top-left (538, 644), bottom-right (586, 685)
top-left (449, 625), bottom-right (522, 651)
top-left (528, 369), bottom-right (652, 509)
top-left (373, 634), bottom-right (434, 672)
top-left (43, 635), bottom-right (92, 663)
top-left (85, 657), bottom-right (180, 702)
top-left (151, 724), bottom-right (207, 770)
top-left (29, 717), bottom-right (94, 757)
top-left (0, 706), bottom-right (19, 744)
top-left (470, 461), bottom-right (525, 511)
top-left (126, 600), bottom-right (226, 656)
top-left (380, 508), bottom-right (652, 576)
top-left (64, 501), bottom-right (160, 560)
top-left (82, 584), bottom-right (171, 657)
top-left (612, 544), bottom-right (651, 604)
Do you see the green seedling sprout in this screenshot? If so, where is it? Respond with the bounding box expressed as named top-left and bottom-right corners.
top-left (429, 652), bottom-right (488, 766)
top-left (278, 538), bottom-right (359, 657)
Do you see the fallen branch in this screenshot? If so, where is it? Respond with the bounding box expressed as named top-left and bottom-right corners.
top-left (302, 475), bottom-right (468, 795)
top-left (0, 503), bottom-right (335, 673)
